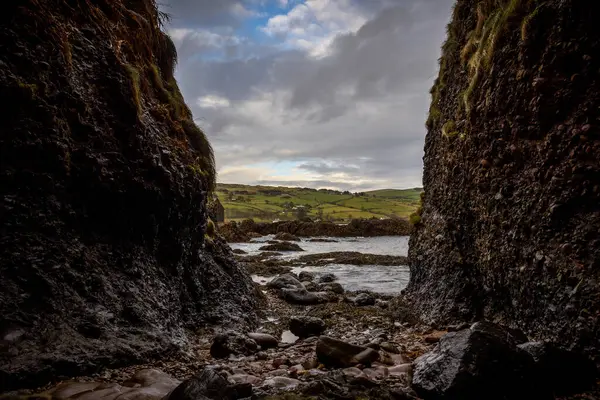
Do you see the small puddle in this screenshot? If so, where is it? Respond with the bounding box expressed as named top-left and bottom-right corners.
top-left (280, 330), bottom-right (299, 344)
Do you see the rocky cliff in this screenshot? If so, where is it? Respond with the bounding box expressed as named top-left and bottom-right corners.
top-left (0, 0), bottom-right (259, 391)
top-left (408, 0), bottom-right (599, 358)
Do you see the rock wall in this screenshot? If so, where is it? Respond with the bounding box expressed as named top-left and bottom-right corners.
top-left (0, 0), bottom-right (259, 391)
top-left (408, 0), bottom-right (599, 358)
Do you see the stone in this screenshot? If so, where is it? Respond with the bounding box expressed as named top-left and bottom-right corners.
top-left (259, 241), bottom-right (304, 252)
top-left (262, 377), bottom-right (301, 390)
top-left (228, 374), bottom-right (261, 386)
top-left (289, 316), bottom-right (326, 338)
top-left (379, 342), bottom-right (399, 354)
top-left (318, 273), bottom-right (336, 283)
top-left (353, 292), bottom-right (375, 306)
top-left (388, 364), bottom-right (412, 377)
top-left (298, 271), bottom-right (315, 281)
top-left (280, 288), bottom-right (328, 305)
top-left (423, 330), bottom-right (447, 343)
top-left (517, 341), bottom-right (597, 396)
top-left (320, 282), bottom-right (345, 294)
top-left (274, 232), bottom-right (301, 241)
top-left (164, 368), bottom-right (252, 400)
top-left (210, 331), bottom-right (258, 359)
top-left (412, 322), bottom-right (539, 400)
top-left (266, 273), bottom-right (304, 290)
top-left (247, 332), bottom-right (278, 349)
top-left (316, 336), bottom-right (380, 368)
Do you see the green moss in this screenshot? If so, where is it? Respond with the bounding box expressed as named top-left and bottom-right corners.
top-left (460, 0), bottom-right (528, 116)
top-left (409, 213), bottom-right (422, 225)
top-left (206, 218), bottom-right (216, 237)
top-left (124, 64), bottom-right (142, 115)
top-left (521, 5), bottom-right (542, 41)
top-left (148, 64), bottom-right (182, 119)
top-left (442, 120), bottom-right (460, 138)
top-left (182, 119), bottom-right (216, 191)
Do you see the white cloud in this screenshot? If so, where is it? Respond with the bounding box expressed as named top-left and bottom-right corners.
top-left (260, 0), bottom-right (369, 57)
top-left (196, 95), bottom-right (231, 109)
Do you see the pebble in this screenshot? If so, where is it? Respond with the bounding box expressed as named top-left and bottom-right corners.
top-left (263, 377), bottom-right (301, 390)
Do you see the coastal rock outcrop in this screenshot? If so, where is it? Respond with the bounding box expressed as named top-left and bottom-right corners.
top-left (408, 0), bottom-right (600, 357)
top-left (0, 0), bottom-right (258, 391)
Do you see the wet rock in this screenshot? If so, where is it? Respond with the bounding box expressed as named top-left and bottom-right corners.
top-left (352, 292), bottom-right (375, 306)
top-left (517, 341), bottom-right (597, 396)
top-left (247, 332), bottom-right (278, 349)
top-left (262, 377), bottom-right (301, 390)
top-left (48, 369), bottom-right (180, 400)
top-left (259, 242), bottom-right (304, 252)
top-left (298, 271), bottom-right (315, 281)
top-left (412, 322), bottom-right (538, 400)
top-left (379, 342), bottom-right (399, 354)
top-left (274, 232), bottom-right (301, 241)
top-left (423, 330), bottom-right (447, 343)
top-left (289, 316), bottom-right (326, 338)
top-left (308, 238), bottom-right (338, 243)
top-left (318, 273), bottom-right (336, 283)
top-left (320, 282), bottom-right (345, 294)
top-left (266, 274), bottom-right (304, 290)
top-left (210, 331), bottom-right (258, 359)
top-left (388, 364), bottom-right (412, 377)
top-left (228, 374), bottom-right (261, 386)
top-left (231, 249), bottom-right (247, 254)
top-left (165, 368), bottom-right (252, 400)
top-left (316, 336), bottom-right (380, 368)
top-left (280, 288), bottom-right (328, 305)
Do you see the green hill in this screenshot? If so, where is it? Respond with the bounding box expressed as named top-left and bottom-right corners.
top-left (215, 184), bottom-right (423, 223)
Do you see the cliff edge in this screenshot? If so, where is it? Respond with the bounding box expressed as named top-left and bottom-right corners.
top-left (0, 0), bottom-right (259, 391)
top-left (408, 0), bottom-right (599, 358)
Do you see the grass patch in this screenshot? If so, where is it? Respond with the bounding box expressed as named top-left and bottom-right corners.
top-left (124, 64), bottom-right (142, 115)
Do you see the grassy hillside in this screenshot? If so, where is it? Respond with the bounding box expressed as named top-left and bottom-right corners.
top-left (215, 184), bottom-right (423, 222)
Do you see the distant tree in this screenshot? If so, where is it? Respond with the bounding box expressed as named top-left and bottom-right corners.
top-left (317, 208), bottom-right (324, 220)
top-left (295, 207), bottom-right (308, 220)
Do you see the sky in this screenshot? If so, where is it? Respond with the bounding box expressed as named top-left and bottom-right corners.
top-left (160, 0), bottom-right (454, 191)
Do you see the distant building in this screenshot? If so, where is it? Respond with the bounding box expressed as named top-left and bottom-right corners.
top-left (208, 196), bottom-right (225, 223)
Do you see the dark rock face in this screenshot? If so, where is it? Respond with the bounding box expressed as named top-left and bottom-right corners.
top-left (316, 336), bottom-right (380, 368)
top-left (0, 0), bottom-right (258, 391)
top-left (408, 0), bottom-right (600, 356)
top-left (517, 341), bottom-right (597, 396)
top-left (412, 322), bottom-right (539, 400)
top-left (289, 316), bottom-right (326, 338)
top-left (210, 331), bottom-right (258, 359)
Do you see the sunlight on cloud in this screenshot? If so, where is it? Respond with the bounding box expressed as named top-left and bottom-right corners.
top-left (197, 95), bottom-right (231, 109)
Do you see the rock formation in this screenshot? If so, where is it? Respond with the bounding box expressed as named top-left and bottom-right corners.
top-left (408, 0), bottom-right (599, 358)
top-left (0, 0), bottom-right (258, 391)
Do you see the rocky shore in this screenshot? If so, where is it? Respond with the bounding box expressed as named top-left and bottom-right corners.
top-left (219, 218), bottom-right (412, 243)
top-left (3, 246), bottom-right (598, 400)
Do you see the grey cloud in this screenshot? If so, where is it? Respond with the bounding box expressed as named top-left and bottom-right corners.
top-left (164, 0), bottom-right (454, 189)
top-left (160, 0), bottom-right (245, 27)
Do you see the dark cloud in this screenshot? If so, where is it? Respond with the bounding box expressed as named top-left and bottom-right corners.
top-left (162, 0), bottom-right (454, 190)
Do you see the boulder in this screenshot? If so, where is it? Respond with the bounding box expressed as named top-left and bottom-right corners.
top-left (280, 288), bottom-right (328, 305)
top-left (266, 274), bottom-right (304, 290)
top-left (318, 273), bottom-right (336, 283)
top-left (210, 331), bottom-right (258, 359)
top-left (259, 242), bottom-right (304, 252)
top-left (289, 316), bottom-right (326, 338)
top-left (320, 282), bottom-right (345, 295)
top-left (274, 232), bottom-right (301, 241)
top-left (517, 341), bottom-right (597, 396)
top-left (352, 293), bottom-right (375, 306)
top-left (316, 336), bottom-right (380, 368)
top-left (412, 322), bottom-right (539, 400)
top-left (165, 368), bottom-right (252, 400)
top-left (247, 332), bottom-right (279, 349)
top-left (298, 271), bottom-right (315, 282)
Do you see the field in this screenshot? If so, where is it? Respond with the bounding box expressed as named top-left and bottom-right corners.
top-left (215, 184), bottom-right (423, 223)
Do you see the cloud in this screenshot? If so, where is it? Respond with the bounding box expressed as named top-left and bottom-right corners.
top-left (161, 0), bottom-right (454, 190)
